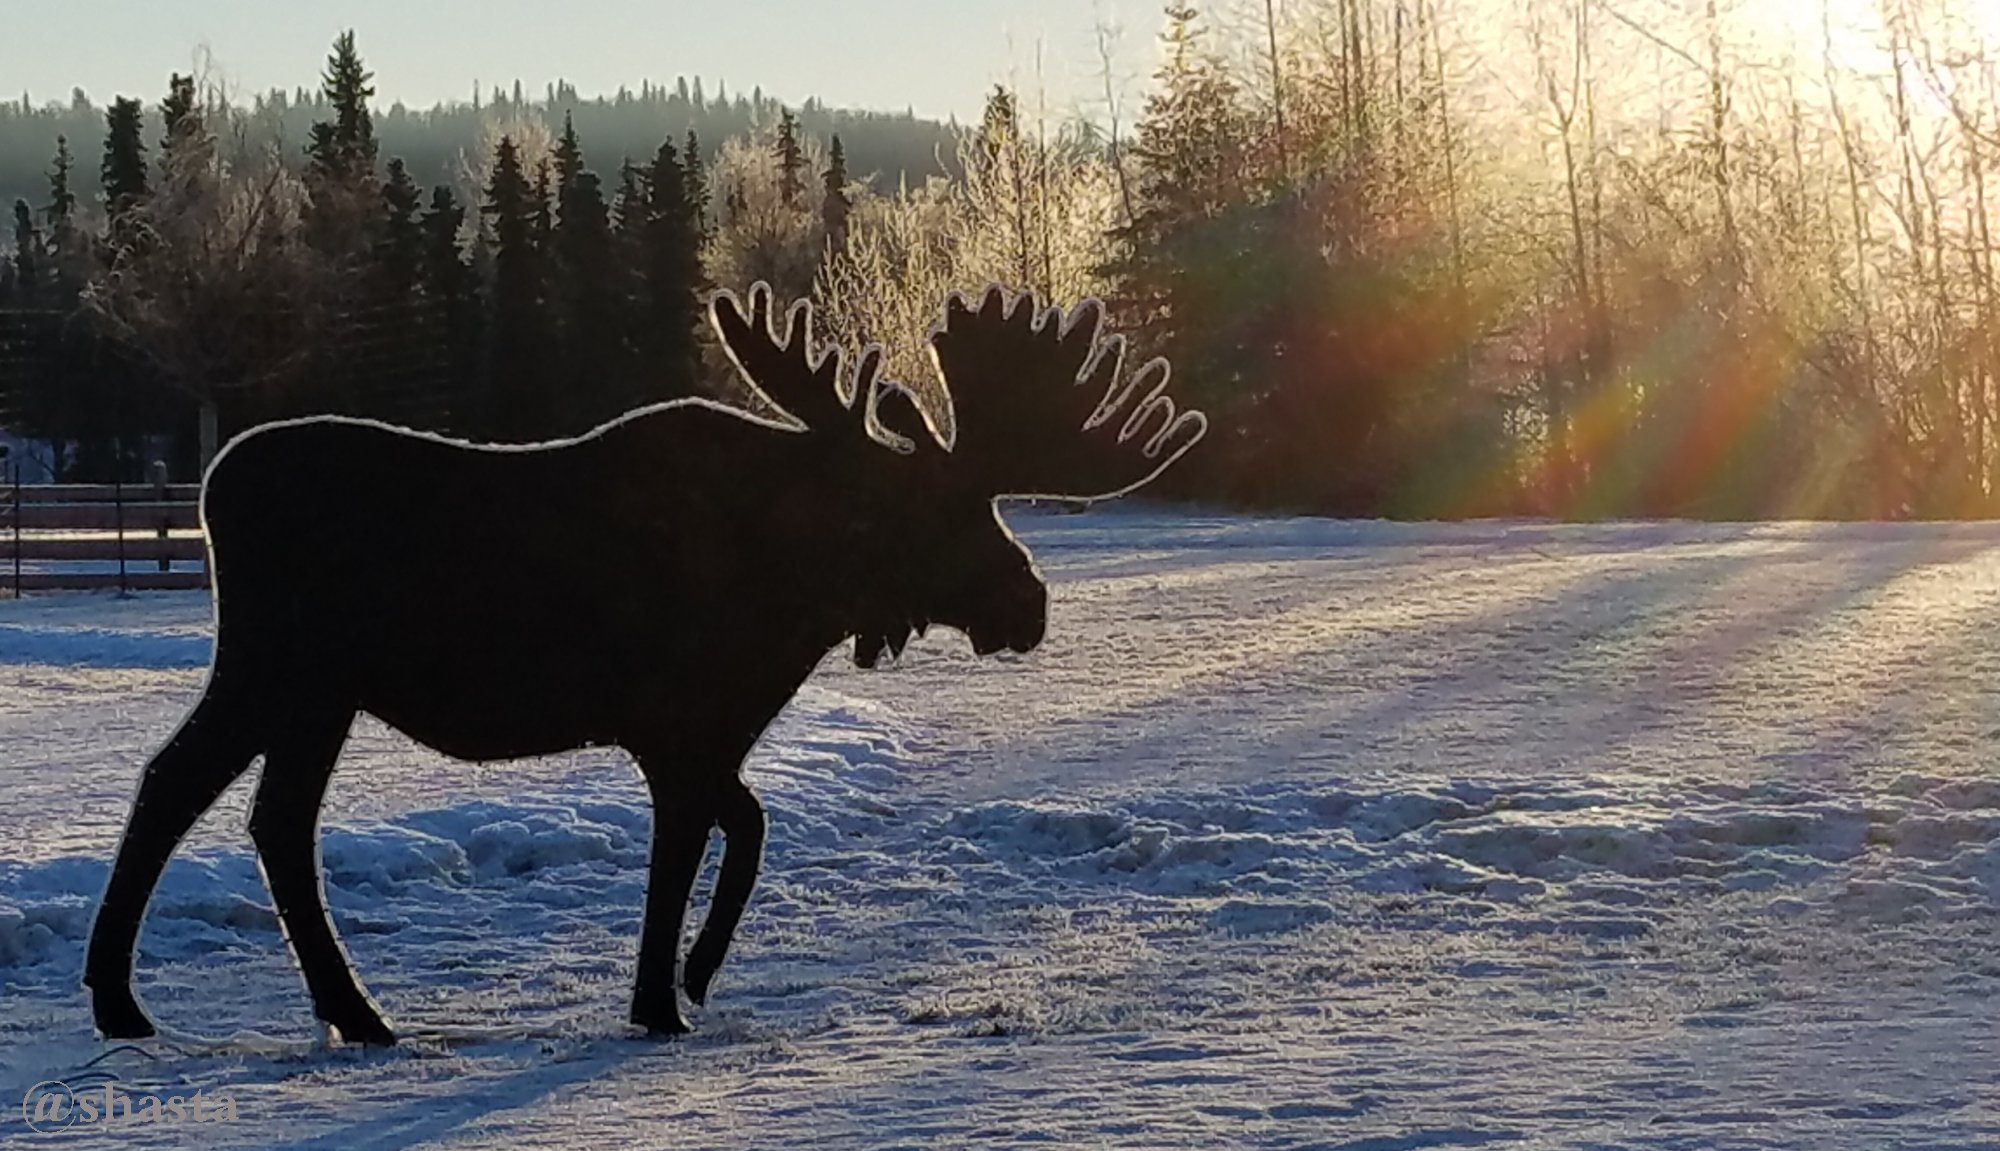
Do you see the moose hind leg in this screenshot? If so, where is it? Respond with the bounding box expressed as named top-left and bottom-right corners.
top-left (86, 688), bottom-right (263, 1040)
top-left (247, 708), bottom-right (395, 1046)
top-left (682, 778), bottom-right (767, 1007)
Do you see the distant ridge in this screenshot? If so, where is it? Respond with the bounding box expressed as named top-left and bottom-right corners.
top-left (0, 81), bottom-right (961, 208)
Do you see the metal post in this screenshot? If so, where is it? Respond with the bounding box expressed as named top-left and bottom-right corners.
top-left (153, 460), bottom-right (170, 574)
top-left (114, 470), bottom-right (128, 596)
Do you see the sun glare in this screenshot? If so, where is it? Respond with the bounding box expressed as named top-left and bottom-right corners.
top-left (1778, 0), bottom-right (2000, 64)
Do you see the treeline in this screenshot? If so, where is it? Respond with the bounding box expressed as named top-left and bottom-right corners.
top-left (0, 76), bottom-right (956, 209)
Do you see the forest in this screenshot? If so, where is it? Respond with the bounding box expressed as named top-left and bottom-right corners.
top-left (7, 1), bottom-right (2000, 519)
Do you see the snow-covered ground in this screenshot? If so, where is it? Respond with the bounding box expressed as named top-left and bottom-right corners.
top-left (3, 513), bottom-right (1998, 1149)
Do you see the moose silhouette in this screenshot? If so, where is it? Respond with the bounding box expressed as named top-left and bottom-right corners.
top-left (84, 283), bottom-right (1206, 1045)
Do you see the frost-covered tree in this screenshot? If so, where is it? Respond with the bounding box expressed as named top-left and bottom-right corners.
top-left (705, 122), bottom-right (825, 307)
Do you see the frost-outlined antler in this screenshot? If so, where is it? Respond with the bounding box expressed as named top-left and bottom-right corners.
top-left (711, 281), bottom-right (936, 451)
top-left (928, 284), bottom-right (1208, 500)
top-left (712, 281), bottom-right (1204, 497)
top-left (711, 282), bottom-right (859, 427)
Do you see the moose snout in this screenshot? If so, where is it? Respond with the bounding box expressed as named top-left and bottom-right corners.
top-left (969, 580), bottom-right (1047, 656)
top-left (1006, 621), bottom-right (1045, 654)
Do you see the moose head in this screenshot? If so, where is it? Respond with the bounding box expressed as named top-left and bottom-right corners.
top-left (710, 282), bottom-right (1208, 668)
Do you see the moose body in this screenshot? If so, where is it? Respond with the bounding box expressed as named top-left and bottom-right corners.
top-left (85, 284), bottom-right (1203, 1046)
top-left (199, 404), bottom-right (1040, 761)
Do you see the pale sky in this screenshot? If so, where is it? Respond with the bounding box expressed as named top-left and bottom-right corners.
top-left (0, 0), bottom-right (1172, 121)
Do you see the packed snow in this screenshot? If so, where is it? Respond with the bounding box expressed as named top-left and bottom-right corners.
top-left (2, 513), bottom-right (1998, 1148)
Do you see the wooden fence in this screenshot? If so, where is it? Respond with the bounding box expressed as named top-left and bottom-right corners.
top-left (1, 465), bottom-right (208, 593)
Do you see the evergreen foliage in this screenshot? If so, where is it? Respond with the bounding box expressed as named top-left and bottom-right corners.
top-left (99, 97), bottom-right (148, 221)
top-left (774, 108), bottom-right (805, 207)
top-left (0, 33), bottom-right (715, 476)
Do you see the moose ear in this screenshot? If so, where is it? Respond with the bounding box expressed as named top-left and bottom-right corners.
top-left (865, 376), bottom-right (939, 455)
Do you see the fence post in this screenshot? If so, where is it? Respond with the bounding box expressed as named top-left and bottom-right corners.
top-left (114, 469), bottom-right (128, 596)
top-left (153, 461), bottom-right (170, 574)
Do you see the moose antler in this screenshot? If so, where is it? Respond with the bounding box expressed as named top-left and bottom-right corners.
top-left (712, 282), bottom-right (880, 430)
top-left (928, 285), bottom-right (1207, 500)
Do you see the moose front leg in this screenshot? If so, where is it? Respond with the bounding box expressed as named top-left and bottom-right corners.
top-left (682, 777), bottom-right (766, 1006)
top-left (630, 768), bottom-right (710, 1036)
top-left (627, 687), bottom-right (788, 1034)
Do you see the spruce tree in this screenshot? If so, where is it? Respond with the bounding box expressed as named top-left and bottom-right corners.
top-left (611, 160), bottom-right (649, 234)
top-left (823, 134), bottom-right (849, 192)
top-left (154, 72), bottom-right (211, 219)
top-left (304, 121), bottom-right (339, 178)
top-left (421, 185), bottom-right (479, 430)
top-left (292, 33), bottom-right (383, 419)
top-left (160, 74), bottom-right (199, 163)
top-left (610, 158), bottom-right (651, 386)
top-left (482, 137), bottom-right (545, 439)
top-left (376, 158), bottom-right (424, 291)
top-left (11, 200), bottom-right (39, 302)
top-left (553, 111), bottom-right (585, 191)
top-left (43, 137), bottom-right (83, 287)
top-left (551, 125), bottom-right (618, 430)
top-left (46, 138), bottom-right (76, 234)
top-left (821, 134), bottom-right (851, 253)
top-left (683, 129), bottom-right (709, 232)
top-left (636, 138), bottom-right (704, 399)
top-left (303, 30), bottom-right (381, 265)
top-left (314, 30), bottom-right (378, 179)
top-left (34, 135), bottom-right (106, 476)
top-left (423, 187), bottom-right (469, 293)
top-left (101, 96), bottom-right (149, 223)
top-left (351, 157), bottom-right (428, 426)
top-left (532, 158), bottom-right (554, 264)
top-left (774, 108), bottom-right (805, 207)
top-left (1106, 1), bottom-right (1244, 334)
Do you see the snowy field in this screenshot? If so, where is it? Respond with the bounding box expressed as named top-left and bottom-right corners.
top-left (3, 513), bottom-right (1999, 1149)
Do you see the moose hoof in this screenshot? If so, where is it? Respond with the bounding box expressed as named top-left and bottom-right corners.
top-left (330, 1013), bottom-right (398, 1048)
top-left (91, 990), bottom-right (157, 1041)
top-left (683, 958), bottom-right (720, 1008)
top-left (631, 1004), bottom-right (691, 1038)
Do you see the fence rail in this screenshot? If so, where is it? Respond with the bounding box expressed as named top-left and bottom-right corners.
top-left (0, 537), bottom-right (207, 562)
top-left (7, 502), bottom-right (203, 531)
top-left (2, 465), bottom-right (209, 594)
top-left (8, 483), bottom-right (202, 504)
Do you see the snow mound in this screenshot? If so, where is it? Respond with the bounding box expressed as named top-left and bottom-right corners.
top-left (925, 775), bottom-right (2000, 935)
top-left (0, 601), bottom-right (213, 669)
